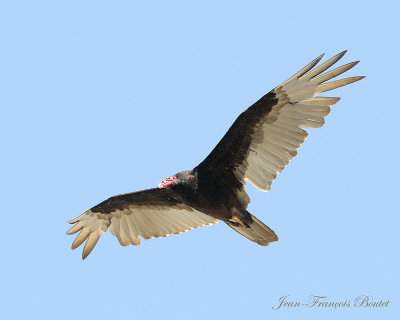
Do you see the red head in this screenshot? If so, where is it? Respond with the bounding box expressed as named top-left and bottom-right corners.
top-left (158, 175), bottom-right (178, 189)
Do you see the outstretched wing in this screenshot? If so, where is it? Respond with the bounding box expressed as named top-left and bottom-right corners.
top-left (67, 188), bottom-right (217, 259)
top-left (197, 51), bottom-right (364, 195)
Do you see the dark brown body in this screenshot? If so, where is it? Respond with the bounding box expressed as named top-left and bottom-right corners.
top-left (170, 169), bottom-right (253, 227)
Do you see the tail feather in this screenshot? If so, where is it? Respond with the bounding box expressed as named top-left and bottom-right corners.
top-left (225, 213), bottom-right (278, 246)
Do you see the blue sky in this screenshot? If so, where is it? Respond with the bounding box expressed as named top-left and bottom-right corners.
top-left (1, 1), bottom-right (398, 319)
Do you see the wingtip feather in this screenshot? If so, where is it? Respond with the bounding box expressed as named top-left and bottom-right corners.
top-left (66, 222), bottom-right (82, 235)
top-left (71, 229), bottom-right (90, 250)
top-left (278, 53), bottom-right (325, 87)
top-left (330, 50), bottom-right (347, 63)
top-left (317, 76), bottom-right (365, 93)
top-left (82, 233), bottom-right (101, 259)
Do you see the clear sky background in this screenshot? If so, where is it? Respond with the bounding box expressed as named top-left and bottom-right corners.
top-left (1, 1), bottom-right (398, 319)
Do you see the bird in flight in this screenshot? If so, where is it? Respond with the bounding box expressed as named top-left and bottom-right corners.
top-left (67, 51), bottom-right (364, 259)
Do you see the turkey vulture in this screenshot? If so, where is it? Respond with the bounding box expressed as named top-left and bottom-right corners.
top-left (67, 51), bottom-right (364, 259)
